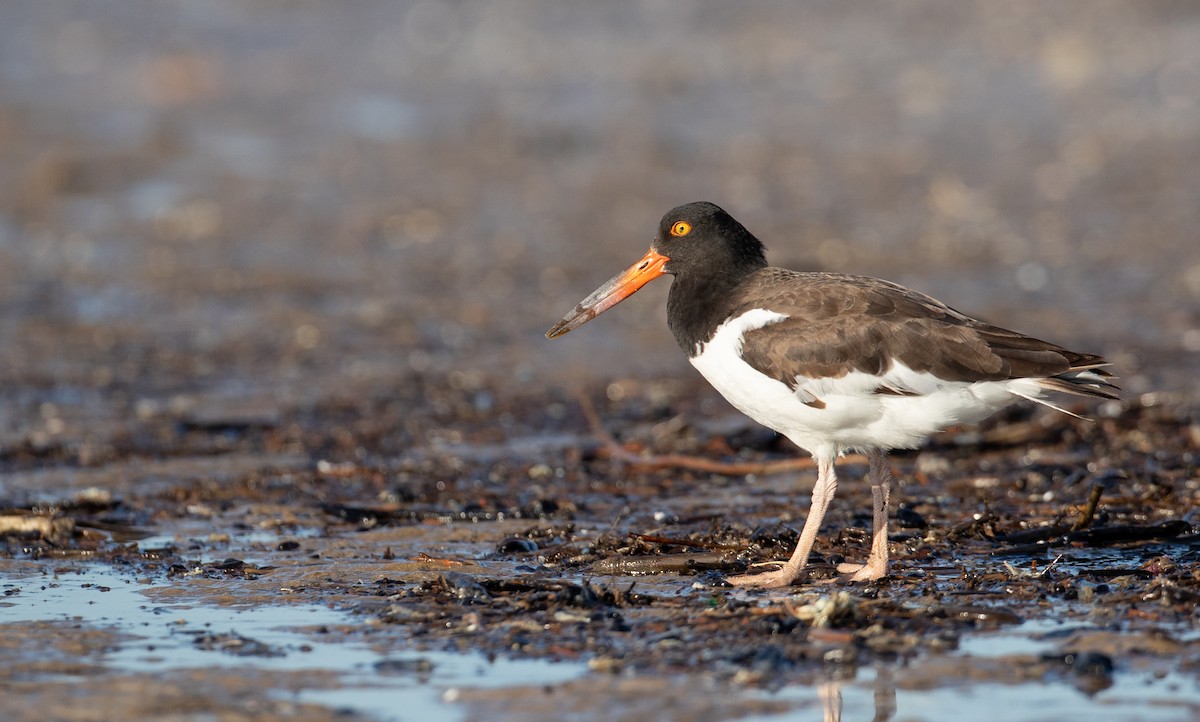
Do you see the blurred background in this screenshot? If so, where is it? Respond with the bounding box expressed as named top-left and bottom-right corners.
top-left (2, 1), bottom-right (1198, 445)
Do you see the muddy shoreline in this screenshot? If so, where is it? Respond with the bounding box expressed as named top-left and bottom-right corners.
top-left (2, 376), bottom-right (1198, 719)
top-left (3, 2), bottom-right (1200, 720)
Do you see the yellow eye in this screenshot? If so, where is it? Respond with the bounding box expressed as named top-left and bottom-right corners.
top-left (670, 220), bottom-right (691, 237)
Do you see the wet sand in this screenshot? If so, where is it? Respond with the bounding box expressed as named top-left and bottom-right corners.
top-left (1, 2), bottom-right (1198, 720)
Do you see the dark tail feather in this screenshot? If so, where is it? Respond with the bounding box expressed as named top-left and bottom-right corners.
top-left (1037, 361), bottom-right (1120, 400)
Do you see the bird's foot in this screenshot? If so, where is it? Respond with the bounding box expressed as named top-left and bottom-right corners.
top-left (835, 560), bottom-right (889, 582)
top-left (726, 567), bottom-right (801, 589)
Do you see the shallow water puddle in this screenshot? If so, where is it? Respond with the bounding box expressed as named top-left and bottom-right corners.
top-left (781, 671), bottom-right (1200, 722)
top-left (735, 641), bottom-right (1199, 722)
top-left (0, 564), bottom-right (586, 721)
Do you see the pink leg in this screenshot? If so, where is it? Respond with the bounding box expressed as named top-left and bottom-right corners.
top-left (836, 449), bottom-right (892, 581)
top-left (728, 455), bottom-right (837, 589)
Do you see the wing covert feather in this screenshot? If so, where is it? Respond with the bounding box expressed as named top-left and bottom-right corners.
top-left (729, 270), bottom-right (1082, 389)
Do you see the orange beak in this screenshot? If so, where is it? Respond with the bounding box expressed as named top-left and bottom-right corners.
top-left (545, 248), bottom-right (670, 339)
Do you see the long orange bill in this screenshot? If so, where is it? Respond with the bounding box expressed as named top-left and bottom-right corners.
top-left (545, 248), bottom-right (670, 339)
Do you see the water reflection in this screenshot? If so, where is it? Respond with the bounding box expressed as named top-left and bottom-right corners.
top-left (817, 667), bottom-right (896, 722)
top-left (818, 680), bottom-right (843, 722)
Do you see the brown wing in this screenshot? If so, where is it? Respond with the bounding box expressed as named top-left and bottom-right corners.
top-left (732, 269), bottom-right (1106, 389)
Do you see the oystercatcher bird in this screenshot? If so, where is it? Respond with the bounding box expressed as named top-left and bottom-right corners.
top-left (547, 201), bottom-right (1117, 588)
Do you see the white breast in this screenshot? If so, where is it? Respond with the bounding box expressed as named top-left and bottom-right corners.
top-left (688, 309), bottom-right (1029, 458)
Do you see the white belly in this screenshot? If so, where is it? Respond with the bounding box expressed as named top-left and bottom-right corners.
top-left (688, 309), bottom-right (1028, 458)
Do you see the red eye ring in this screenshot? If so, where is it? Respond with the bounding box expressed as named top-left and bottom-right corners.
top-left (670, 221), bottom-right (691, 237)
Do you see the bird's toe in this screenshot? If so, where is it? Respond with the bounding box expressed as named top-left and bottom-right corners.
top-left (836, 561), bottom-right (888, 582)
top-left (726, 569), bottom-right (799, 589)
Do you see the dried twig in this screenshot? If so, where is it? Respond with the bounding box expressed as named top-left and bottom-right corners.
top-left (629, 532), bottom-right (745, 552)
top-left (1071, 483), bottom-right (1106, 532)
top-left (576, 391), bottom-right (865, 475)
top-left (413, 552), bottom-right (472, 567)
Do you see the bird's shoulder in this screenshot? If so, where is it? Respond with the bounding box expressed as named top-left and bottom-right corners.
top-left (728, 268), bottom-right (967, 324)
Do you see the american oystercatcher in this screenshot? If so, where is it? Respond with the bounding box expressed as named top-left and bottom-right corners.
top-left (547, 201), bottom-right (1117, 588)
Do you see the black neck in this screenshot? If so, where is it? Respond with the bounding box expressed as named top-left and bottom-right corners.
top-left (666, 264), bottom-right (761, 354)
